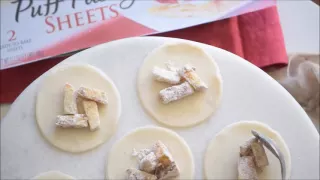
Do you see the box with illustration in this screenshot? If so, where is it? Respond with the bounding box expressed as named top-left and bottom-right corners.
top-left (0, 0), bottom-right (275, 69)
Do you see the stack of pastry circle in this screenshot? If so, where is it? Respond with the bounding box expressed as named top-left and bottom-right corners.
top-left (137, 42), bottom-right (223, 127)
top-left (36, 64), bottom-right (121, 153)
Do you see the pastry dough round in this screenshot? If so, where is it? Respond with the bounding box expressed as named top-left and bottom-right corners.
top-left (204, 121), bottom-right (291, 179)
top-left (137, 43), bottom-right (222, 127)
top-left (106, 126), bottom-right (194, 179)
top-left (32, 171), bottom-right (74, 179)
top-left (36, 64), bottom-right (121, 153)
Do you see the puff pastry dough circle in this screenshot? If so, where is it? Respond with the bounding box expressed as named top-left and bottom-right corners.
top-left (36, 64), bottom-right (121, 153)
top-left (137, 43), bottom-right (222, 127)
top-left (32, 171), bottom-right (74, 179)
top-left (204, 121), bottom-right (291, 179)
top-left (107, 126), bottom-right (194, 179)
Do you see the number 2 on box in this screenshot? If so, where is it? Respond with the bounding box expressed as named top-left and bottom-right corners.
top-left (8, 30), bottom-right (17, 41)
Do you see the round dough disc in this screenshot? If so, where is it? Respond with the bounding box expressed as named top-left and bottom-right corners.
top-left (32, 171), bottom-right (74, 179)
top-left (107, 126), bottom-right (194, 179)
top-left (204, 121), bottom-right (291, 179)
top-left (36, 64), bottom-right (121, 153)
top-left (137, 43), bottom-right (222, 127)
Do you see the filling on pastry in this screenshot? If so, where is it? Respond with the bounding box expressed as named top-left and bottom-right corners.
top-left (56, 83), bottom-right (108, 131)
top-left (152, 62), bottom-right (208, 104)
top-left (238, 136), bottom-right (270, 180)
top-left (128, 141), bottom-right (180, 180)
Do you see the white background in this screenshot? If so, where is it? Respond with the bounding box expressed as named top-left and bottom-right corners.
top-left (277, 0), bottom-right (320, 54)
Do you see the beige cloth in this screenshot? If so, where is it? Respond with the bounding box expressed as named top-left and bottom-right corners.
top-left (267, 54), bottom-right (320, 131)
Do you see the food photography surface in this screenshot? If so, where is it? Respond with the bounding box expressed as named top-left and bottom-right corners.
top-left (1, 37), bottom-right (319, 179)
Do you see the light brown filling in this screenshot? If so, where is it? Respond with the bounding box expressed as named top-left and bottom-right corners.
top-left (238, 137), bottom-right (269, 180)
top-left (128, 141), bottom-right (180, 180)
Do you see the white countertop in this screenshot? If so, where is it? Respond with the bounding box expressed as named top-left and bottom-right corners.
top-left (277, 1), bottom-right (319, 54)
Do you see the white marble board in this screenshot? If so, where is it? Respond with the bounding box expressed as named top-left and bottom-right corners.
top-left (1, 37), bottom-right (319, 179)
